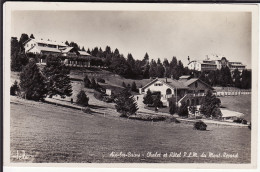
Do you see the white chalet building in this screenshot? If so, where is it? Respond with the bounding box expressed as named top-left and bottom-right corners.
top-left (140, 76), bottom-right (213, 107)
top-left (23, 38), bottom-right (95, 67)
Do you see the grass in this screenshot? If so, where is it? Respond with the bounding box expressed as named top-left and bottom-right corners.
top-left (219, 95), bottom-right (251, 121)
top-left (10, 97), bottom-right (251, 163)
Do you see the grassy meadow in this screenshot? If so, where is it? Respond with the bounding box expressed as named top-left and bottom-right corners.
top-left (10, 97), bottom-right (251, 163)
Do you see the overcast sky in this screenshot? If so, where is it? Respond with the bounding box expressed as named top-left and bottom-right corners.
top-left (11, 11), bottom-right (252, 68)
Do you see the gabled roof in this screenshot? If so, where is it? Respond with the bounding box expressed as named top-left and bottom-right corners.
top-left (78, 51), bottom-right (91, 56)
top-left (183, 78), bottom-right (213, 90)
top-left (31, 46), bottom-right (61, 53)
top-left (179, 75), bottom-right (191, 79)
top-left (142, 78), bottom-right (189, 90)
top-left (34, 39), bottom-right (67, 46)
top-left (61, 47), bottom-right (74, 53)
top-left (24, 38), bottom-right (67, 47)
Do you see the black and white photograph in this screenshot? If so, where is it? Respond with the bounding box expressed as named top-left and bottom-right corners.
top-left (3, 2), bottom-right (259, 170)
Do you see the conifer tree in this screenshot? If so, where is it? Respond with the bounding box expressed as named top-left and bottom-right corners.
top-left (90, 77), bottom-right (97, 88)
top-left (42, 61), bottom-right (72, 98)
top-left (122, 82), bottom-right (126, 88)
top-left (169, 101), bottom-right (177, 115)
top-left (84, 75), bottom-right (91, 88)
top-left (19, 59), bottom-right (47, 101)
top-left (30, 34), bottom-right (35, 39)
top-left (131, 81), bottom-right (137, 92)
top-left (178, 102), bottom-right (189, 117)
top-left (200, 90), bottom-right (221, 118)
top-left (10, 80), bottom-right (19, 96)
top-left (143, 89), bottom-right (153, 105)
top-left (115, 88), bottom-right (138, 117)
top-left (76, 90), bottom-right (89, 106)
top-left (153, 93), bottom-right (163, 108)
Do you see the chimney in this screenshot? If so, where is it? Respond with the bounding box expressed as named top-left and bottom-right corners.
top-left (165, 77), bottom-right (167, 83)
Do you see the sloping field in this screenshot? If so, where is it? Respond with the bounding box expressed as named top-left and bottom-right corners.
top-left (219, 95), bottom-right (251, 121)
top-left (10, 97), bottom-right (251, 163)
top-left (70, 69), bottom-right (151, 89)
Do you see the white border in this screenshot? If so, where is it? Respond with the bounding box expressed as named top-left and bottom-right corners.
top-left (3, 2), bottom-right (259, 171)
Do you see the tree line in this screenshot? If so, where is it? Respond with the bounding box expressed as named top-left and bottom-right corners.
top-left (11, 33), bottom-right (251, 89)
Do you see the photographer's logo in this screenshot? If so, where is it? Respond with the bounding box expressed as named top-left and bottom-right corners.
top-left (11, 150), bottom-right (35, 161)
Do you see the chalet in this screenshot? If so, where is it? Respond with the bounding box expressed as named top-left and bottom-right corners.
top-left (23, 38), bottom-right (96, 67)
top-left (140, 76), bottom-right (213, 107)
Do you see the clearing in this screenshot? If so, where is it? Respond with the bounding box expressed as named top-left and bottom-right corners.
top-left (10, 96), bottom-right (251, 163)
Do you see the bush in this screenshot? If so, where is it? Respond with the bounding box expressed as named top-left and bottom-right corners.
top-left (143, 89), bottom-right (153, 106)
top-left (233, 118), bottom-right (243, 123)
top-left (103, 96), bottom-right (113, 103)
top-left (166, 117), bottom-right (180, 123)
top-left (97, 78), bottom-right (105, 83)
top-left (193, 121), bottom-right (207, 130)
top-left (169, 101), bottom-right (177, 115)
top-left (82, 107), bottom-right (92, 114)
top-left (242, 119), bottom-right (248, 124)
top-left (10, 80), bottom-right (19, 95)
top-left (76, 90), bottom-right (89, 106)
top-left (94, 91), bottom-right (104, 101)
top-left (178, 102), bottom-right (188, 117)
top-left (83, 75), bottom-right (91, 88)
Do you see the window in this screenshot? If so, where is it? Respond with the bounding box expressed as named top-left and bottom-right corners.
top-left (187, 99), bottom-right (190, 106)
top-left (154, 83), bottom-right (163, 86)
top-left (195, 82), bottom-right (198, 88)
top-left (196, 99), bottom-right (199, 105)
top-left (166, 88), bottom-right (172, 95)
top-left (191, 99), bottom-right (195, 106)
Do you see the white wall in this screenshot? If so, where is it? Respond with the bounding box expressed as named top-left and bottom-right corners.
top-left (188, 61), bottom-right (201, 71)
top-left (24, 40), bottom-right (36, 52)
top-left (143, 80), bottom-right (175, 96)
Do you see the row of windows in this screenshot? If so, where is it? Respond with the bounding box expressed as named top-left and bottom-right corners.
top-left (68, 61), bottom-right (89, 65)
top-left (187, 98), bottom-right (200, 106)
top-left (154, 83), bottom-right (163, 86)
top-left (230, 66), bottom-right (245, 69)
top-left (201, 65), bottom-right (217, 68)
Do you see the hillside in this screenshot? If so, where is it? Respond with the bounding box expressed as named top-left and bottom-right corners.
top-left (70, 68), bottom-right (151, 90)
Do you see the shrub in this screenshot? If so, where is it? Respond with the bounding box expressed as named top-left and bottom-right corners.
top-left (143, 89), bottom-right (153, 106)
top-left (193, 121), bottom-right (207, 130)
top-left (76, 90), bottom-right (89, 106)
top-left (94, 91), bottom-right (104, 101)
top-left (166, 117), bottom-right (180, 123)
top-left (90, 77), bottom-right (97, 88)
top-left (153, 93), bottom-right (163, 108)
top-left (242, 119), bottom-right (248, 125)
top-left (10, 80), bottom-right (19, 95)
top-left (97, 78), bottom-right (105, 83)
top-left (131, 81), bottom-right (138, 92)
top-left (169, 101), bottom-right (177, 115)
top-left (178, 102), bottom-right (188, 117)
top-left (122, 82), bottom-right (126, 88)
top-left (82, 107), bottom-right (92, 114)
top-left (83, 75), bottom-right (91, 88)
top-left (103, 96), bottom-right (113, 103)
top-left (233, 118), bottom-right (243, 123)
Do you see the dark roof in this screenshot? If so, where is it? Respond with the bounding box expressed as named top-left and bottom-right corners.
top-left (161, 78), bottom-right (189, 89)
top-left (142, 78), bottom-right (188, 90)
top-left (183, 78), bottom-right (199, 86)
top-left (183, 78), bottom-right (213, 89)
